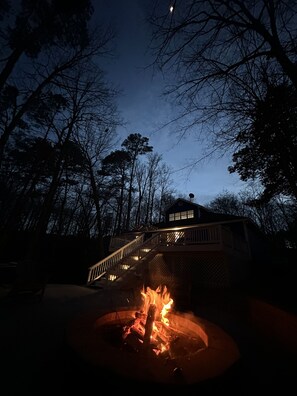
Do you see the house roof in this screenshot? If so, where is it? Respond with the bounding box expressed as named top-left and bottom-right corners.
top-left (165, 198), bottom-right (249, 223)
top-left (156, 218), bottom-right (251, 232)
top-left (164, 198), bottom-right (207, 212)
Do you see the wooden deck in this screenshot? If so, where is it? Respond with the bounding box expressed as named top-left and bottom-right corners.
top-left (87, 223), bottom-right (250, 286)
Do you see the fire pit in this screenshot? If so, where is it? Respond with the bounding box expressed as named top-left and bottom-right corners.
top-left (67, 286), bottom-right (240, 385)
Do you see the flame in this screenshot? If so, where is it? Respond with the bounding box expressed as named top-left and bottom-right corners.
top-left (141, 285), bottom-right (173, 326)
top-left (123, 285), bottom-right (174, 355)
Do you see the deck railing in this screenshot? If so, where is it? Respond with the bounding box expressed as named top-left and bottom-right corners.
top-left (157, 225), bottom-right (248, 254)
top-left (87, 224), bottom-right (249, 285)
top-left (158, 225), bottom-right (221, 245)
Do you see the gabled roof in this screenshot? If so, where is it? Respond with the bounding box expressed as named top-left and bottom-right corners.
top-left (165, 197), bottom-right (249, 223)
top-left (164, 198), bottom-right (207, 212)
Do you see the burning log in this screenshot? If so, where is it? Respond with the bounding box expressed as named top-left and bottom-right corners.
top-left (122, 286), bottom-right (175, 355)
top-left (153, 330), bottom-right (169, 345)
top-left (128, 325), bottom-right (144, 339)
top-left (123, 315), bottom-right (145, 339)
top-left (135, 311), bottom-right (146, 320)
top-left (143, 303), bottom-right (156, 349)
top-left (123, 332), bottom-right (143, 352)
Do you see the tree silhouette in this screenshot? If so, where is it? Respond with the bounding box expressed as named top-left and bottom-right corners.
top-left (148, 0), bottom-right (297, 191)
top-left (0, 0), bottom-right (93, 91)
top-left (229, 83), bottom-right (297, 201)
top-left (121, 133), bottom-right (153, 230)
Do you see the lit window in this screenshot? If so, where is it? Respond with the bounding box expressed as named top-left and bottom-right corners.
top-left (188, 210), bottom-right (194, 218)
top-left (181, 211), bottom-right (187, 219)
top-left (169, 209), bottom-right (195, 221)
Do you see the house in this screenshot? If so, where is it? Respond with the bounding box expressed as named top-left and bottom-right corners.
top-left (150, 197), bottom-right (269, 288)
top-left (87, 197), bottom-right (270, 306)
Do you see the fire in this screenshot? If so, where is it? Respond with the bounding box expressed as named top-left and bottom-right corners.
top-left (122, 285), bottom-right (174, 355)
top-left (141, 285), bottom-right (173, 326)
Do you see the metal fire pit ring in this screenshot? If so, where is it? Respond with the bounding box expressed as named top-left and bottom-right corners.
top-left (67, 307), bottom-right (240, 385)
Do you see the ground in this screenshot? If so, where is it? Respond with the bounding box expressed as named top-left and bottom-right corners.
top-left (0, 279), bottom-right (296, 395)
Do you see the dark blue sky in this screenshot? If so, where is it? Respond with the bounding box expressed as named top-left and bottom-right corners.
top-left (94, 0), bottom-right (246, 204)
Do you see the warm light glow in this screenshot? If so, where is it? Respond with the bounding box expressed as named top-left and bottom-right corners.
top-left (174, 231), bottom-right (184, 242)
top-left (141, 285), bottom-right (173, 322)
top-left (123, 285), bottom-right (174, 354)
top-left (169, 210), bottom-right (194, 222)
top-left (108, 274), bottom-right (117, 281)
top-left (120, 264), bottom-right (130, 270)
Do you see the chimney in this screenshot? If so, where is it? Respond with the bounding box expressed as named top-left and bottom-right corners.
top-left (189, 193), bottom-right (194, 202)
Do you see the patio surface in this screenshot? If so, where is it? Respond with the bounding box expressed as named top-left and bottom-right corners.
top-left (0, 283), bottom-right (296, 395)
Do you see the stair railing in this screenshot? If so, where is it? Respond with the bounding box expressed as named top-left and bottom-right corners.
top-left (102, 233), bottom-right (161, 285)
top-left (87, 234), bottom-right (145, 285)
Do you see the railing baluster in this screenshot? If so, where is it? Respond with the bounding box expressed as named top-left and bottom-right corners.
top-left (87, 234), bottom-right (145, 284)
top-left (87, 224), bottom-right (248, 285)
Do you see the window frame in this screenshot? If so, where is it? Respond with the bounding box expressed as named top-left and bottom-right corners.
top-left (169, 209), bottom-right (194, 222)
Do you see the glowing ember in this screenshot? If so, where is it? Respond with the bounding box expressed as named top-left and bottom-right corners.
top-left (68, 287), bottom-right (240, 385)
top-left (122, 285), bottom-right (177, 355)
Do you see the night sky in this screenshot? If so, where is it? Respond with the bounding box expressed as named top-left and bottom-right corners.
top-left (94, 0), bottom-right (247, 204)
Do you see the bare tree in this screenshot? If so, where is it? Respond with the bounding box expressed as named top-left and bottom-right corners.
top-left (206, 187), bottom-right (296, 238)
top-left (121, 133), bottom-right (153, 230)
top-left (143, 153), bottom-right (162, 225)
top-left (132, 153), bottom-right (163, 227)
top-left (23, 58), bottom-right (120, 259)
top-left (154, 163), bottom-right (176, 224)
top-left (100, 149), bottom-right (131, 235)
top-left (134, 162), bottom-right (149, 227)
top-left (206, 190), bottom-right (248, 217)
top-left (148, 0), bottom-right (297, 153)
top-left (0, 0), bottom-right (93, 91)
top-left (74, 116), bottom-right (120, 257)
top-left (0, 3), bottom-right (115, 166)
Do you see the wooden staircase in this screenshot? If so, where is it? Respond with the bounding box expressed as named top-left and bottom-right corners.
top-left (86, 223), bottom-right (250, 291)
top-left (86, 233), bottom-right (160, 289)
